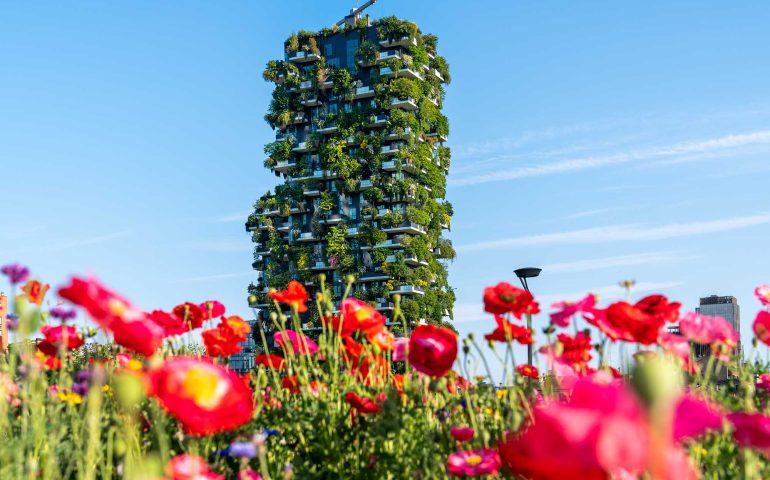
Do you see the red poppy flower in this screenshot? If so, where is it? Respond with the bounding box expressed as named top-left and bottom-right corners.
top-left (172, 303), bottom-right (205, 330)
top-left (483, 282), bottom-right (538, 318)
top-left (408, 325), bottom-right (458, 378)
top-left (391, 373), bottom-right (405, 395)
top-left (450, 426), bottom-right (475, 442)
top-left (484, 315), bottom-right (533, 344)
top-left (255, 354), bottom-right (285, 370)
top-left (281, 375), bottom-right (300, 394)
top-left (149, 310), bottom-right (189, 337)
top-left (59, 276), bottom-right (163, 357)
top-left (446, 372), bottom-right (471, 393)
top-left (516, 364), bottom-right (539, 379)
top-left (202, 315), bottom-right (251, 357)
top-left (587, 295), bottom-right (681, 345)
top-left (37, 325), bottom-right (85, 357)
top-left (339, 298), bottom-right (386, 334)
top-left (199, 300), bottom-right (226, 320)
top-left (268, 281), bottom-right (309, 313)
top-left (556, 332), bottom-right (593, 371)
top-left (365, 324), bottom-right (395, 351)
top-left (148, 357), bottom-right (254, 436)
top-left (345, 391), bottom-right (385, 414)
top-left (20, 280), bottom-right (50, 305)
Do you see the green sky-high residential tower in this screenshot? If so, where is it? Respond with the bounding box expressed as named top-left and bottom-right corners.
top-left (245, 13), bottom-right (455, 340)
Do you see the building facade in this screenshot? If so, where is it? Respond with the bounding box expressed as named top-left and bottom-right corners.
top-left (244, 16), bottom-right (455, 347)
top-left (695, 294), bottom-right (741, 359)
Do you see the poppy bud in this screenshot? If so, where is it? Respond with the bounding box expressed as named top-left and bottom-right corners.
top-left (632, 354), bottom-right (682, 409)
top-left (248, 295), bottom-right (257, 305)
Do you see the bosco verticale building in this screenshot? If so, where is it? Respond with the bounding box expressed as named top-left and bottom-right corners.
top-left (245, 11), bottom-right (455, 338)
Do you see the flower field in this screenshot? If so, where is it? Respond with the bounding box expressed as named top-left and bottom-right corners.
top-left (2, 262), bottom-right (770, 479)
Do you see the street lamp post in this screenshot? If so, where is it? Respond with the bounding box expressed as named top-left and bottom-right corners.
top-left (514, 267), bottom-right (541, 365)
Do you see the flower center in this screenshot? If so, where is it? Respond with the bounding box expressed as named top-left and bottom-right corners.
top-left (181, 367), bottom-right (225, 409)
top-left (466, 454), bottom-right (482, 466)
top-left (108, 299), bottom-right (127, 317)
top-left (499, 293), bottom-right (517, 303)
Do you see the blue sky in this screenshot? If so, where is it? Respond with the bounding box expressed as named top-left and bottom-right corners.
top-left (2, 1), bottom-right (770, 373)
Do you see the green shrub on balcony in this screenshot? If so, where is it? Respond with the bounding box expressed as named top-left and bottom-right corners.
top-left (388, 78), bottom-right (423, 101)
top-left (355, 40), bottom-right (378, 65)
top-left (375, 16), bottom-right (419, 43)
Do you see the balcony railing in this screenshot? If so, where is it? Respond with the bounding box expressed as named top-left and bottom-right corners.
top-left (379, 36), bottom-right (417, 49)
top-left (359, 179), bottom-right (373, 190)
top-left (380, 143), bottom-right (402, 155)
top-left (389, 285), bottom-right (425, 296)
top-left (383, 222), bottom-right (426, 235)
top-left (298, 231), bottom-right (318, 242)
top-left (379, 66), bottom-right (423, 81)
top-left (390, 97), bottom-right (419, 111)
top-left (368, 114), bottom-right (388, 127)
top-left (377, 50), bottom-right (402, 63)
top-left (292, 141), bottom-right (314, 153)
top-left (288, 51), bottom-right (321, 63)
top-left (353, 86), bottom-right (375, 99)
top-left (298, 80), bottom-right (313, 91)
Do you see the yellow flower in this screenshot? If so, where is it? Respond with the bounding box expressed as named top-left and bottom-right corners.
top-left (57, 391), bottom-right (82, 406)
top-left (496, 389), bottom-right (508, 399)
top-left (127, 359), bottom-right (143, 371)
top-left (102, 385), bottom-right (112, 396)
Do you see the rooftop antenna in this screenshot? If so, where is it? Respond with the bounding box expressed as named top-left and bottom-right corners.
top-left (335, 0), bottom-right (378, 27)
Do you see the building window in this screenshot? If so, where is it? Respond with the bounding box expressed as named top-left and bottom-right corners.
top-left (346, 38), bottom-right (358, 69)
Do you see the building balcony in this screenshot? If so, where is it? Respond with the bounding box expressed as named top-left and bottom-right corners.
top-left (303, 188), bottom-right (321, 197)
top-left (405, 255), bottom-right (429, 266)
top-left (383, 222), bottom-right (426, 235)
top-left (379, 66), bottom-right (423, 81)
top-left (292, 141), bottom-right (314, 153)
top-left (368, 114), bottom-right (388, 128)
top-left (380, 143), bottom-right (403, 155)
top-left (390, 97), bottom-right (419, 111)
top-left (431, 68), bottom-right (446, 83)
top-left (311, 260), bottom-right (334, 271)
top-left (386, 127), bottom-right (411, 141)
top-left (317, 123), bottom-right (338, 134)
top-left (261, 208), bottom-right (280, 217)
top-left (298, 231), bottom-right (318, 242)
top-left (382, 158), bottom-right (418, 174)
top-left (346, 227), bottom-right (359, 237)
top-left (271, 159), bottom-right (296, 173)
top-left (359, 179), bottom-right (373, 190)
top-left (360, 237), bottom-right (404, 251)
top-left (298, 80), bottom-right (313, 91)
top-left (290, 112), bottom-right (307, 124)
top-left (389, 285), bottom-right (425, 296)
top-left (288, 51), bottom-right (321, 63)
top-left (379, 36), bottom-right (418, 49)
top-left (359, 273), bottom-right (389, 283)
top-left (425, 132), bottom-right (448, 142)
top-left (254, 249), bottom-right (272, 257)
top-left (319, 213), bottom-right (347, 225)
top-left (428, 96), bottom-right (439, 107)
top-left (377, 50), bottom-right (402, 63)
top-left (301, 97), bottom-right (320, 107)
top-left (375, 301), bottom-right (395, 311)
top-left (319, 79), bottom-right (334, 90)
top-left (353, 86), bottom-right (375, 99)
top-left (276, 222), bottom-right (290, 232)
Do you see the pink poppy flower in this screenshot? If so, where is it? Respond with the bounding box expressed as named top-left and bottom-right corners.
top-left (447, 448), bottom-right (501, 477)
top-left (392, 337), bottom-right (408, 362)
top-left (728, 412), bottom-right (770, 456)
top-left (273, 329), bottom-right (319, 355)
top-left (550, 294), bottom-right (597, 328)
top-left (755, 285), bottom-right (770, 307)
top-left (758, 373), bottom-right (770, 391)
top-left (673, 393), bottom-right (726, 442)
top-left (657, 329), bottom-right (698, 374)
top-left (498, 378), bottom-right (649, 480)
top-left (199, 300), bottom-right (226, 320)
top-left (165, 454), bottom-right (224, 480)
top-left (679, 312), bottom-right (738, 346)
top-left (449, 426), bottom-right (475, 442)
top-left (755, 311), bottom-right (770, 346)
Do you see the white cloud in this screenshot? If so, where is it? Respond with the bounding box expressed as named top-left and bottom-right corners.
top-left (457, 213), bottom-right (770, 252)
top-left (450, 130), bottom-right (770, 187)
top-left (452, 280), bottom-right (683, 324)
top-left (542, 251), bottom-right (695, 274)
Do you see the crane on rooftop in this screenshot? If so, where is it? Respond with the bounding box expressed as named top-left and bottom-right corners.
top-left (335, 0), bottom-right (378, 27)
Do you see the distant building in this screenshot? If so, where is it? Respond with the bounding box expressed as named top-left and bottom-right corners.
top-left (696, 295), bottom-right (741, 359)
top-left (229, 319), bottom-right (259, 372)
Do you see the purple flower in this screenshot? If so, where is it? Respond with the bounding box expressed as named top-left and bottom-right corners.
top-left (1, 263), bottom-right (29, 284)
top-left (5, 314), bottom-right (18, 331)
top-left (229, 442), bottom-right (257, 458)
top-left (50, 307), bottom-right (77, 321)
top-left (75, 370), bottom-right (91, 383)
top-left (72, 382), bottom-right (89, 396)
